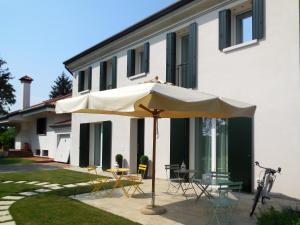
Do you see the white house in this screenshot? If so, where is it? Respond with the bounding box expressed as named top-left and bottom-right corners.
top-left (0, 76), bottom-right (72, 163)
top-left (63, 0), bottom-right (300, 198)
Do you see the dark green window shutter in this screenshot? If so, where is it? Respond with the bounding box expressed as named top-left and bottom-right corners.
top-left (188, 22), bottom-right (197, 88)
top-left (219, 9), bottom-right (231, 50)
top-left (102, 121), bottom-right (112, 170)
top-left (252, 0), bottom-right (264, 39)
top-left (88, 67), bottom-right (92, 90)
top-left (112, 56), bottom-right (117, 89)
top-left (142, 42), bottom-right (150, 73)
top-left (78, 71), bottom-right (84, 92)
top-left (127, 49), bottom-right (135, 77)
top-left (166, 32), bottom-right (176, 84)
top-left (100, 61), bottom-right (107, 91)
top-left (79, 123), bottom-right (90, 167)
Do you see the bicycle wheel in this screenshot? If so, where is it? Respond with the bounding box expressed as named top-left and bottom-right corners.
top-left (250, 187), bottom-right (262, 216)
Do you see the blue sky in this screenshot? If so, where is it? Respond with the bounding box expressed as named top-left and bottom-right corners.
top-left (0, 0), bottom-right (176, 111)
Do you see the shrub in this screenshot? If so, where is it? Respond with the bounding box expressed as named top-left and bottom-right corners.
top-left (115, 154), bottom-right (123, 167)
top-left (257, 207), bottom-right (300, 225)
top-left (140, 155), bottom-right (149, 165)
top-left (0, 127), bottom-right (16, 151)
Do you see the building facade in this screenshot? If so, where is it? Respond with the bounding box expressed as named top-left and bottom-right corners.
top-left (64, 0), bottom-right (300, 198)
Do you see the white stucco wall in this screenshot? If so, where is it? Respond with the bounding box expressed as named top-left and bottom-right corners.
top-left (69, 0), bottom-right (300, 198)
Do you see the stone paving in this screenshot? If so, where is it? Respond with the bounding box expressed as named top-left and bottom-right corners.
top-left (0, 179), bottom-right (92, 224)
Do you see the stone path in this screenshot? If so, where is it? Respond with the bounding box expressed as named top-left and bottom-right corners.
top-left (0, 179), bottom-right (93, 224)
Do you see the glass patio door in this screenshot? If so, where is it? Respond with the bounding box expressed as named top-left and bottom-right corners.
top-left (195, 118), bottom-right (228, 176)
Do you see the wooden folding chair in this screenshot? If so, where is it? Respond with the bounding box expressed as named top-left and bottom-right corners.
top-left (126, 164), bottom-right (147, 195)
top-left (87, 165), bottom-right (109, 193)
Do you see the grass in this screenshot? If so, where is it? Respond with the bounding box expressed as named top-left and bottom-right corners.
top-left (11, 194), bottom-right (140, 225)
top-left (0, 157), bottom-right (35, 165)
top-left (0, 169), bottom-right (139, 225)
top-left (0, 169), bottom-right (101, 184)
top-left (0, 183), bottom-right (38, 198)
top-left (257, 207), bottom-right (300, 225)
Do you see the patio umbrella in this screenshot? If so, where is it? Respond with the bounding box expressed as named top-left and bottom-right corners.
top-left (55, 78), bottom-right (256, 214)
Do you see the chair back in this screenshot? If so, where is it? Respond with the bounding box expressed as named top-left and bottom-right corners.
top-left (138, 164), bottom-right (147, 178)
top-left (218, 181), bottom-right (243, 198)
top-left (211, 171), bottom-right (230, 180)
top-left (165, 164), bottom-right (180, 179)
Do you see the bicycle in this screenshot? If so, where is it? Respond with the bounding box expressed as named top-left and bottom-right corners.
top-left (250, 161), bottom-right (281, 216)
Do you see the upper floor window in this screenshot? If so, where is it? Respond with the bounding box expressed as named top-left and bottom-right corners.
top-left (219, 0), bottom-right (264, 50)
top-left (78, 67), bottom-right (92, 93)
top-left (100, 56), bottom-right (117, 91)
top-left (36, 118), bottom-right (47, 135)
top-left (166, 22), bottom-right (197, 88)
top-left (127, 42), bottom-right (149, 77)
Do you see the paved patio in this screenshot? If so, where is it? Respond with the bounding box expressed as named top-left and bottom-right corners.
top-left (73, 178), bottom-right (300, 225)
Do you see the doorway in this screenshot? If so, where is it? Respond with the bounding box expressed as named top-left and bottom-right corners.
top-left (137, 119), bottom-right (145, 167)
top-left (170, 119), bottom-right (190, 170)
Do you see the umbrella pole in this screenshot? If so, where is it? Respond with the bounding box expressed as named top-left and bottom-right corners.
top-left (151, 115), bottom-right (158, 207)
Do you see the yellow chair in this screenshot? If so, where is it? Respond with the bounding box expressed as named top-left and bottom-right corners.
top-left (126, 164), bottom-right (147, 195)
top-left (87, 165), bottom-right (109, 193)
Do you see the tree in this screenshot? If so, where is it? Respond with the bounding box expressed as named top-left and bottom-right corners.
top-left (0, 58), bottom-right (16, 115)
top-left (0, 126), bottom-right (16, 151)
top-left (49, 72), bottom-right (72, 99)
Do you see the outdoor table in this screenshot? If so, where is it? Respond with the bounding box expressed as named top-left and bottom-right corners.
top-left (174, 169), bottom-right (198, 197)
top-left (193, 178), bottom-right (232, 199)
top-left (106, 168), bottom-right (130, 198)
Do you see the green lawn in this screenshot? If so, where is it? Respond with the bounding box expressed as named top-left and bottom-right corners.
top-left (11, 194), bottom-right (140, 225)
top-left (0, 183), bottom-right (38, 198)
top-left (0, 169), bottom-right (100, 184)
top-left (0, 157), bottom-right (35, 165)
top-left (0, 169), bottom-right (139, 225)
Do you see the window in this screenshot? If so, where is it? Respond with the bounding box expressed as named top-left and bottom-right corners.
top-left (36, 118), bottom-right (47, 135)
top-left (236, 11), bottom-right (253, 44)
top-left (78, 67), bottom-right (92, 93)
top-left (166, 22), bottom-right (197, 88)
top-left (100, 56), bottom-right (117, 91)
top-left (219, 0), bottom-right (264, 50)
top-left (127, 42), bottom-right (149, 77)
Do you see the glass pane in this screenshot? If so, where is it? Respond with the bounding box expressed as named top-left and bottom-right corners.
top-left (216, 119), bottom-right (228, 173)
top-left (195, 118), bottom-right (212, 178)
top-left (94, 124), bottom-right (102, 166)
top-left (242, 16), bottom-right (252, 42)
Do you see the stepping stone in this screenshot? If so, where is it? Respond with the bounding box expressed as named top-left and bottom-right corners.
top-left (49, 186), bottom-right (63, 190)
top-left (0, 210), bottom-right (9, 216)
top-left (36, 182), bottom-right (50, 186)
top-left (19, 192), bottom-right (37, 196)
top-left (1, 221), bottom-right (16, 225)
top-left (0, 201), bottom-right (15, 206)
top-left (76, 182), bottom-right (89, 186)
top-left (63, 184), bottom-right (77, 188)
top-left (2, 196), bottom-right (24, 200)
top-left (35, 189), bottom-right (51, 193)
top-left (2, 181), bottom-right (13, 184)
top-left (44, 184), bottom-right (59, 188)
top-left (0, 214), bottom-right (13, 222)
top-left (0, 206), bottom-right (9, 210)
top-left (15, 181), bottom-right (26, 184)
top-left (26, 181), bottom-right (39, 185)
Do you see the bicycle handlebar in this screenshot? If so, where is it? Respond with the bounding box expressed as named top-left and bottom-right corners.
top-left (254, 161), bottom-right (281, 174)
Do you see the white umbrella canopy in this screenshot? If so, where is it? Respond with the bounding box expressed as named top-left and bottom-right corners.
top-left (56, 82), bottom-right (256, 118)
top-left (55, 81), bottom-right (256, 214)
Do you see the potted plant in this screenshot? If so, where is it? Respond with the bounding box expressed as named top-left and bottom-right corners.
top-left (115, 154), bottom-right (123, 168)
top-left (140, 155), bottom-right (149, 179)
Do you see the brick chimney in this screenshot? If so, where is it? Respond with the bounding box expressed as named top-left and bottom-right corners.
top-left (19, 76), bottom-right (33, 109)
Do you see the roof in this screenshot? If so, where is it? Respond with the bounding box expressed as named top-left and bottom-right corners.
top-left (19, 76), bottom-right (33, 83)
top-left (64, 0), bottom-right (195, 66)
top-left (0, 93), bottom-right (72, 121)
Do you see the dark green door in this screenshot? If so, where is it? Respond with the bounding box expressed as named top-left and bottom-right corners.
top-left (228, 118), bottom-right (253, 192)
top-left (137, 119), bottom-right (145, 167)
top-left (101, 121), bottom-right (112, 170)
top-left (170, 119), bottom-right (189, 172)
top-left (79, 123), bottom-right (90, 167)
